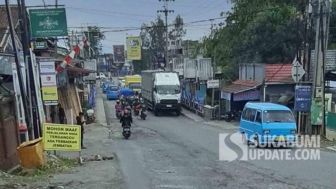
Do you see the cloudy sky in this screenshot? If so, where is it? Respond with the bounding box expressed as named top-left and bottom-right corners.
top-left (22, 0), bottom-right (231, 53)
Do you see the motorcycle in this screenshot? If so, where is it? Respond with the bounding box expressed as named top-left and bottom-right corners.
top-left (223, 111), bottom-right (241, 122)
top-left (86, 109), bottom-right (95, 124)
top-left (140, 104), bottom-right (147, 120)
top-left (134, 104), bottom-right (141, 116)
top-left (122, 123), bottom-right (131, 139)
top-left (116, 110), bottom-right (122, 119)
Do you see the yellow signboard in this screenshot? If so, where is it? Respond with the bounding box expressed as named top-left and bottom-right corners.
top-left (43, 123), bottom-right (81, 151)
top-left (42, 86), bottom-right (58, 105)
top-left (126, 36), bottom-right (141, 60)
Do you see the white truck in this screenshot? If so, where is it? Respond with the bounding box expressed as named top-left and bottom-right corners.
top-left (141, 70), bottom-right (181, 116)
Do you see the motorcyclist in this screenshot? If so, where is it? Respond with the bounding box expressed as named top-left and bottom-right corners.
top-left (115, 100), bottom-right (122, 118)
top-left (133, 97), bottom-right (141, 108)
top-left (120, 108), bottom-right (133, 127)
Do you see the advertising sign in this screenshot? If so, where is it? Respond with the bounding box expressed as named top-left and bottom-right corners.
top-left (126, 36), bottom-right (141, 60)
top-left (83, 59), bottom-right (97, 81)
top-left (43, 123), bottom-right (81, 151)
top-left (41, 74), bottom-right (57, 86)
top-left (207, 79), bottom-right (219, 88)
top-left (29, 8), bottom-right (68, 38)
top-left (33, 41), bottom-right (48, 49)
top-left (294, 85), bottom-right (312, 112)
top-left (42, 86), bottom-right (58, 105)
top-left (39, 61), bottom-right (58, 105)
top-left (113, 45), bottom-right (125, 63)
top-left (39, 61), bottom-right (55, 73)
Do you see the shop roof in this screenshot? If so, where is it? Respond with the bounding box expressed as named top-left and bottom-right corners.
top-left (222, 80), bottom-right (261, 94)
top-left (265, 64), bottom-right (293, 83)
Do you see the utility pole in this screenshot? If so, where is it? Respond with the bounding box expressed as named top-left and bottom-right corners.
top-left (5, 0), bottom-right (32, 137)
top-left (312, 0), bottom-right (331, 136)
top-left (157, 0), bottom-right (174, 70)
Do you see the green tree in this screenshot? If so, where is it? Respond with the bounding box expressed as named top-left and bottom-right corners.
top-left (201, 0), bottom-right (307, 81)
top-left (329, 0), bottom-right (336, 49)
top-left (84, 26), bottom-right (105, 59)
top-left (169, 15), bottom-right (186, 42)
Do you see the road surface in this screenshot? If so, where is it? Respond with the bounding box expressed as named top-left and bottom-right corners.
top-left (100, 90), bottom-right (336, 189)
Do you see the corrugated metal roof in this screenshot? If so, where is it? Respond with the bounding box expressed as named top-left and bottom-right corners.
top-left (222, 80), bottom-right (261, 94)
top-left (265, 64), bottom-right (293, 83)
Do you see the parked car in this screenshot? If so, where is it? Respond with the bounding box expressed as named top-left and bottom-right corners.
top-left (102, 82), bottom-right (112, 93)
top-left (240, 102), bottom-right (296, 148)
top-left (106, 85), bottom-right (119, 100)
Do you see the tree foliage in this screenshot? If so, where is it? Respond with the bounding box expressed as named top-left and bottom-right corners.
top-left (329, 0), bottom-right (336, 49)
top-left (133, 15), bottom-right (185, 73)
top-left (84, 26), bottom-right (105, 58)
top-left (201, 0), bottom-right (308, 81)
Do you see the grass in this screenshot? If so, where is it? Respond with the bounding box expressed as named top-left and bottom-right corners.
top-left (14, 157), bottom-right (79, 177)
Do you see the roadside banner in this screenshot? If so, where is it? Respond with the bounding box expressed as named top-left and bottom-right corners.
top-left (126, 36), bottom-right (141, 60)
top-left (43, 123), bottom-right (81, 151)
top-left (29, 8), bottom-right (68, 38)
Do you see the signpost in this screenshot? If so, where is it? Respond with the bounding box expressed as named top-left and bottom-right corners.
top-left (207, 79), bottom-right (219, 89)
top-left (29, 8), bottom-right (68, 38)
top-left (294, 85), bottom-right (312, 112)
top-left (43, 123), bottom-right (81, 151)
top-left (39, 61), bottom-right (58, 105)
top-left (207, 79), bottom-right (220, 107)
top-left (291, 58), bottom-right (306, 83)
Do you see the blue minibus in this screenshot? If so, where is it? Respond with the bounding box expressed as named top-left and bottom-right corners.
top-left (240, 102), bottom-right (296, 147)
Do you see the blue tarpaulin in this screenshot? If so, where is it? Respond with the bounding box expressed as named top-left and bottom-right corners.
top-left (119, 87), bottom-right (134, 97)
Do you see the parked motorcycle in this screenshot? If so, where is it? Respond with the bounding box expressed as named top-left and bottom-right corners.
top-left (86, 109), bottom-right (95, 124)
top-left (223, 111), bottom-right (241, 122)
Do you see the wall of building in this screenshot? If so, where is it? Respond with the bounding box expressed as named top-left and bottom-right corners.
top-left (239, 64), bottom-right (265, 82)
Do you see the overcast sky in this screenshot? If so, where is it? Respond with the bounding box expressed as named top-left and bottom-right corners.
top-left (22, 0), bottom-right (231, 53)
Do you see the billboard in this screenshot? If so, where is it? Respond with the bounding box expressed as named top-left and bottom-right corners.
top-left (126, 36), bottom-right (141, 60)
top-left (29, 8), bottom-right (68, 38)
top-left (113, 45), bottom-right (125, 63)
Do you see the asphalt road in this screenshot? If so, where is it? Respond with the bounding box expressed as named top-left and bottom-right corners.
top-left (100, 90), bottom-right (336, 189)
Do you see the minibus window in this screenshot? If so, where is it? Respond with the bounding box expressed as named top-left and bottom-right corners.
top-left (263, 110), bottom-right (295, 123)
top-left (255, 111), bottom-right (262, 123)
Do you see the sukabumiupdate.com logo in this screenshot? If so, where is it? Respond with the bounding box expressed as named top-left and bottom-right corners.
top-left (219, 133), bottom-right (320, 161)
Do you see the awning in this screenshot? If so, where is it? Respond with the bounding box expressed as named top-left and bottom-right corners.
top-left (233, 90), bottom-right (260, 101)
top-left (221, 80), bottom-right (261, 101)
top-left (222, 80), bottom-right (261, 94)
top-left (66, 65), bottom-right (95, 76)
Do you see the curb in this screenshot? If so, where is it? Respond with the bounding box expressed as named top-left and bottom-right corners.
top-left (180, 109), bottom-right (204, 122)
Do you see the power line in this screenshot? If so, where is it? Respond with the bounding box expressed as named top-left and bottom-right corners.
top-left (70, 17), bottom-right (225, 33)
top-left (66, 6), bottom-right (154, 18)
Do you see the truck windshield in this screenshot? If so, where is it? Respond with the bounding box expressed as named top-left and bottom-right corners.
top-left (156, 85), bottom-right (180, 95)
top-left (263, 110), bottom-right (295, 123)
top-left (129, 83), bottom-right (141, 89)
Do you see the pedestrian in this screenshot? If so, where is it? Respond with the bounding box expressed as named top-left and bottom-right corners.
top-left (58, 104), bottom-right (66, 124)
top-left (77, 112), bottom-right (86, 149)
